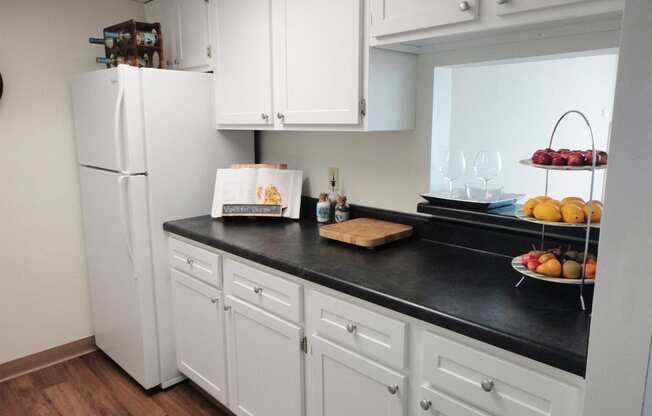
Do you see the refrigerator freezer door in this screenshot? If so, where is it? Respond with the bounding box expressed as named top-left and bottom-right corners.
top-left (78, 167), bottom-right (159, 388)
top-left (72, 65), bottom-right (146, 173)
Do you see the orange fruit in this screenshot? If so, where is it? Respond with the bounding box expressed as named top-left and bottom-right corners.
top-left (536, 259), bottom-right (562, 277)
top-left (561, 204), bottom-right (586, 224)
top-left (533, 203), bottom-right (562, 222)
top-left (583, 201), bottom-right (603, 223)
top-left (585, 263), bottom-right (596, 278)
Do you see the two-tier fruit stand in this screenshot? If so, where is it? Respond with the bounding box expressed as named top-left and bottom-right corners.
top-left (511, 110), bottom-right (605, 311)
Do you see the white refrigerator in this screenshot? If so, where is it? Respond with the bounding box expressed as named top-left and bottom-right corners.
top-left (72, 65), bottom-right (253, 389)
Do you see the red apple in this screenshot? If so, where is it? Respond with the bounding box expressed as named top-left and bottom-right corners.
top-left (551, 154), bottom-right (568, 166)
top-left (567, 153), bottom-right (585, 166)
top-left (532, 152), bottom-right (553, 165)
top-left (527, 260), bottom-right (541, 271)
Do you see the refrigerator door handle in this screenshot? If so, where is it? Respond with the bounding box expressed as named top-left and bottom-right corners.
top-left (113, 73), bottom-right (126, 174)
top-left (117, 175), bottom-right (136, 278)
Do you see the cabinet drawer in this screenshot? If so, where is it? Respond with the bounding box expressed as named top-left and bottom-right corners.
top-left (224, 258), bottom-right (303, 323)
top-left (421, 332), bottom-right (581, 416)
top-left (370, 0), bottom-right (479, 38)
top-left (419, 386), bottom-right (489, 416)
top-left (308, 290), bottom-right (406, 369)
top-left (496, 0), bottom-right (591, 16)
top-left (168, 238), bottom-right (222, 288)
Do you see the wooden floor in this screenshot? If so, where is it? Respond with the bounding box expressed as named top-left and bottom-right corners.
top-left (0, 351), bottom-right (230, 416)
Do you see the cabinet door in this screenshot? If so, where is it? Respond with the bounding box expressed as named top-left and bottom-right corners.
top-left (275, 0), bottom-right (362, 125)
top-left (171, 269), bottom-right (227, 403)
top-left (145, 0), bottom-right (180, 68)
top-left (177, 0), bottom-right (211, 69)
top-left (308, 335), bottom-right (407, 416)
top-left (495, 0), bottom-right (592, 15)
top-left (215, 0), bottom-right (273, 125)
top-left (369, 0), bottom-right (479, 38)
top-left (225, 296), bottom-right (303, 416)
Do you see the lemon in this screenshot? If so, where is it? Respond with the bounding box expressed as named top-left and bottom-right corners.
top-left (583, 201), bottom-right (603, 223)
top-left (533, 203), bottom-right (562, 222)
top-left (561, 204), bottom-right (586, 224)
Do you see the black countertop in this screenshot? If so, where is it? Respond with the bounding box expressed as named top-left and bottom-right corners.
top-left (164, 215), bottom-right (590, 377)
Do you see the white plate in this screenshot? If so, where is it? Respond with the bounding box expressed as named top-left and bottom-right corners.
top-left (515, 208), bottom-right (601, 228)
top-left (519, 159), bottom-right (607, 171)
top-left (511, 256), bottom-right (595, 285)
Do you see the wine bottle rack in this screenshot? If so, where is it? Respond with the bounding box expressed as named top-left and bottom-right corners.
top-left (100, 19), bottom-right (165, 69)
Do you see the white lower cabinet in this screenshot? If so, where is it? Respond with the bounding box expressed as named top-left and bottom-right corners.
top-left (170, 269), bottom-right (227, 403)
top-left (167, 238), bottom-right (585, 416)
top-left (308, 334), bottom-right (407, 416)
top-left (224, 295), bottom-right (304, 416)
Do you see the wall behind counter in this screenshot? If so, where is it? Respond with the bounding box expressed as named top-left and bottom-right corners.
top-left (257, 130), bottom-right (430, 213)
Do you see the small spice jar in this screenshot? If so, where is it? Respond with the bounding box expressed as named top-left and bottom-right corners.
top-left (316, 193), bottom-right (331, 223)
top-left (334, 196), bottom-right (350, 223)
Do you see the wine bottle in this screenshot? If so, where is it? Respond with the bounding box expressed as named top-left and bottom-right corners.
top-left (136, 29), bottom-right (158, 47)
top-left (96, 54), bottom-right (126, 67)
top-left (104, 31), bottom-right (132, 47)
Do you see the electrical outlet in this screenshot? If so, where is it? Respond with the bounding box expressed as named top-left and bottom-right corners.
top-left (328, 167), bottom-right (340, 191)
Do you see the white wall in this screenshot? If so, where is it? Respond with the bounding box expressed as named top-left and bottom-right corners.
top-left (431, 54), bottom-right (618, 201)
top-left (0, 0), bottom-right (144, 364)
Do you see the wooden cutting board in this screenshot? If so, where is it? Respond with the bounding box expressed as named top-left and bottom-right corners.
top-left (319, 218), bottom-right (413, 248)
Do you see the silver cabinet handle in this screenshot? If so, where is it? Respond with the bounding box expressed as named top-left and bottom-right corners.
top-left (261, 113), bottom-right (269, 121)
top-left (253, 287), bottom-right (263, 294)
top-left (210, 297), bottom-right (218, 304)
top-left (459, 1), bottom-right (471, 11)
top-left (276, 112), bottom-right (285, 121)
top-left (224, 305), bottom-right (232, 312)
top-left (346, 323), bottom-right (357, 333)
top-left (420, 399), bottom-right (432, 411)
top-left (481, 379), bottom-right (495, 392)
top-left (496, 0), bottom-right (508, 3)
top-left (387, 384), bottom-right (399, 395)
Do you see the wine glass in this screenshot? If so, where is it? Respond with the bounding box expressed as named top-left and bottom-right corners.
top-left (473, 151), bottom-right (502, 197)
top-left (439, 150), bottom-right (467, 196)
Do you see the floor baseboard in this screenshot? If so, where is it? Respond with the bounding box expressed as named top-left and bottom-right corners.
top-left (0, 336), bottom-right (97, 383)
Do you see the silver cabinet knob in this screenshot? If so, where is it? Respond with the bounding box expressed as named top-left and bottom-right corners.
top-left (276, 112), bottom-right (285, 121)
top-left (481, 379), bottom-right (495, 392)
top-left (261, 113), bottom-right (269, 121)
top-left (253, 287), bottom-right (263, 294)
top-left (459, 1), bottom-right (471, 11)
top-left (496, 0), bottom-right (508, 3)
top-left (387, 384), bottom-right (399, 395)
top-left (346, 323), bottom-right (357, 333)
top-left (210, 297), bottom-right (218, 304)
top-left (420, 399), bottom-right (432, 411)
top-left (224, 305), bottom-right (232, 312)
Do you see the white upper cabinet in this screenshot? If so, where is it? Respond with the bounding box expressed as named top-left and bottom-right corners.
top-left (274, 0), bottom-right (362, 125)
top-left (370, 0), bottom-right (624, 48)
top-left (214, 0), bottom-right (417, 131)
top-left (177, 0), bottom-right (212, 70)
top-left (145, 0), bottom-right (212, 71)
top-left (370, 0), bottom-right (479, 38)
top-left (215, 0), bottom-right (274, 126)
